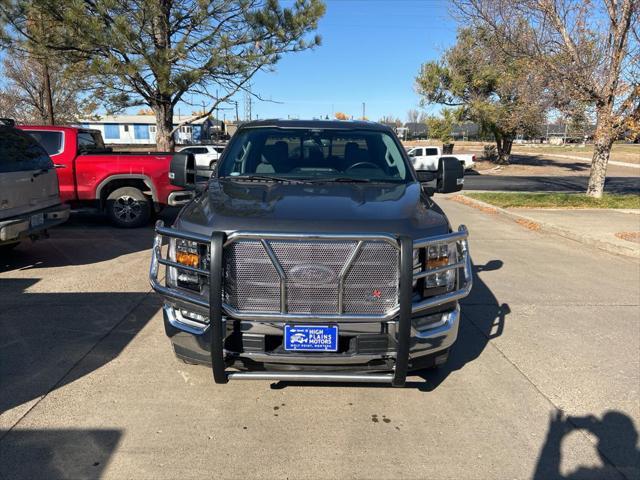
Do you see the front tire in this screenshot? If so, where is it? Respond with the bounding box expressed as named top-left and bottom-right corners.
top-left (106, 187), bottom-right (151, 228)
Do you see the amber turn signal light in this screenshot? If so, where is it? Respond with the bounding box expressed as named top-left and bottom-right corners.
top-left (427, 257), bottom-right (449, 269)
top-left (176, 251), bottom-right (199, 267)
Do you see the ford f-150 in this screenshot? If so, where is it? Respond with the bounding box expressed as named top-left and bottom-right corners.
top-left (150, 120), bottom-right (472, 387)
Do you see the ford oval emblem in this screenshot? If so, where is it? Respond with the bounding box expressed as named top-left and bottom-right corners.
top-left (289, 264), bottom-right (337, 284)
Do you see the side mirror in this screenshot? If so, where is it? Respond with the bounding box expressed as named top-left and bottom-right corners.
top-left (169, 152), bottom-right (196, 189)
top-left (436, 156), bottom-right (464, 194)
top-left (416, 170), bottom-right (437, 183)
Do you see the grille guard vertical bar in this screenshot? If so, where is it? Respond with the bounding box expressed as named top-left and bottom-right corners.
top-left (393, 236), bottom-right (413, 387)
top-left (209, 231), bottom-right (227, 384)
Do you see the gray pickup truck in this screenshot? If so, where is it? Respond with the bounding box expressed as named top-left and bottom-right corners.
top-left (0, 119), bottom-right (69, 251)
top-left (150, 120), bottom-right (472, 387)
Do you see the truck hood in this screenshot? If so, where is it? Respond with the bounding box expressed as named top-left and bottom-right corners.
top-left (176, 179), bottom-right (450, 239)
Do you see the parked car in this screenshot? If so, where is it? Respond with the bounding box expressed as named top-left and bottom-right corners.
top-left (406, 145), bottom-right (475, 171)
top-left (150, 119), bottom-right (472, 387)
top-left (20, 126), bottom-right (192, 227)
top-left (0, 119), bottom-right (69, 251)
top-left (177, 144), bottom-right (226, 171)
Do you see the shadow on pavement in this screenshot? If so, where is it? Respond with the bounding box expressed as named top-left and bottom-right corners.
top-left (510, 153), bottom-right (591, 172)
top-left (533, 410), bottom-right (640, 480)
top-left (417, 259), bottom-right (509, 391)
top-left (269, 259), bottom-right (508, 392)
top-left (0, 428), bottom-right (122, 480)
top-left (0, 278), bottom-right (161, 417)
top-left (0, 208), bottom-right (179, 273)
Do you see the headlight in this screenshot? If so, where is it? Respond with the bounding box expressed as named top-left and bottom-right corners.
top-left (414, 242), bottom-right (457, 295)
top-left (168, 238), bottom-right (201, 288)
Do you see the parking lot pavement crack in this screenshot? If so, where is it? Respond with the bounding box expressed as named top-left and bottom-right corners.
top-left (461, 310), bottom-right (631, 478)
top-left (0, 289), bottom-right (154, 444)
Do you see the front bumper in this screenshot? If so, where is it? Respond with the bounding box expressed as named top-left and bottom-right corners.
top-left (150, 224), bottom-right (472, 386)
top-left (163, 303), bottom-right (460, 372)
top-left (0, 203), bottom-right (70, 245)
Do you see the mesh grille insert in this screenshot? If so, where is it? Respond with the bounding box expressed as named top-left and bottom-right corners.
top-left (224, 238), bottom-right (399, 316)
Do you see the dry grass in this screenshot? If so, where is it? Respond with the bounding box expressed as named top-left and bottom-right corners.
top-left (449, 195), bottom-right (498, 214)
top-left (515, 219), bottom-right (542, 231)
top-left (615, 232), bottom-right (640, 244)
top-left (465, 192), bottom-right (640, 209)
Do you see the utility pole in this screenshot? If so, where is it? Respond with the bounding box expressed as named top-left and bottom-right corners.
top-left (362, 102), bottom-right (365, 120)
top-left (235, 101), bottom-right (239, 122)
top-left (244, 87), bottom-right (252, 121)
top-left (42, 61), bottom-right (55, 125)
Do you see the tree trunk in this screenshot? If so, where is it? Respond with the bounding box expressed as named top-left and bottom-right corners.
top-left (493, 132), bottom-right (512, 164)
top-left (586, 106), bottom-right (615, 198)
top-left (42, 60), bottom-right (55, 125)
top-left (154, 101), bottom-right (174, 152)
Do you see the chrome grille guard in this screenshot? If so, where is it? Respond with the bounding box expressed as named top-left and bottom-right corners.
top-left (149, 221), bottom-right (472, 386)
top-left (150, 224), bottom-right (472, 318)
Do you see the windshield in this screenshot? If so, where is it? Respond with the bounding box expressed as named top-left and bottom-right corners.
top-left (218, 128), bottom-right (411, 183)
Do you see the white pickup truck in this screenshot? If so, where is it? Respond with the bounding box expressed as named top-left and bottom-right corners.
top-left (406, 146), bottom-right (475, 171)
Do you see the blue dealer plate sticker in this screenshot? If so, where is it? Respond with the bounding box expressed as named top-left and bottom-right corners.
top-left (284, 325), bottom-right (338, 352)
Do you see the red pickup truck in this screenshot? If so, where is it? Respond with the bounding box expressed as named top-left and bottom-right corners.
top-left (18, 126), bottom-right (190, 227)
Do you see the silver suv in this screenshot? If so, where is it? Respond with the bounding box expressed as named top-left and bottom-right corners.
top-left (0, 119), bottom-right (69, 251)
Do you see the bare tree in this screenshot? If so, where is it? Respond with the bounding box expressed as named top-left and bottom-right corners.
top-left (379, 115), bottom-right (403, 127)
top-left (1, 54), bottom-right (96, 123)
top-left (406, 109), bottom-right (420, 123)
top-left (0, 85), bottom-right (21, 119)
top-left (454, 0), bottom-right (639, 197)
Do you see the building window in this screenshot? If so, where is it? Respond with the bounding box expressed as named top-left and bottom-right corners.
top-left (123, 125), bottom-right (129, 132)
top-left (134, 124), bottom-right (150, 140)
top-left (104, 124), bottom-right (120, 140)
top-left (149, 125), bottom-right (156, 133)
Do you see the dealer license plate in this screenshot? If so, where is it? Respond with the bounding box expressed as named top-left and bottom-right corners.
top-left (284, 325), bottom-right (338, 352)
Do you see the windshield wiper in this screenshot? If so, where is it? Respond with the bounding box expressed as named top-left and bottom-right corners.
top-left (224, 175), bottom-right (308, 184)
top-left (308, 177), bottom-right (372, 183)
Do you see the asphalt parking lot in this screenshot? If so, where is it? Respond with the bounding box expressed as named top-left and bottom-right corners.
top-left (1, 201), bottom-right (638, 480)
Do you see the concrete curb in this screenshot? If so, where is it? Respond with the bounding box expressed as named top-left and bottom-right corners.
top-left (454, 194), bottom-right (640, 258)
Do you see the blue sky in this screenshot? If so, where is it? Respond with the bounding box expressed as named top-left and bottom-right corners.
top-left (183, 0), bottom-right (458, 122)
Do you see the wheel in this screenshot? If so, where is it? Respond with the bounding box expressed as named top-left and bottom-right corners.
top-left (209, 160), bottom-right (217, 170)
top-left (0, 242), bottom-right (19, 254)
top-left (105, 187), bottom-right (151, 228)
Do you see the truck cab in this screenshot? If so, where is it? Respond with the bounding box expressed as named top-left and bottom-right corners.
top-left (0, 119), bottom-right (69, 251)
top-left (407, 145), bottom-right (476, 171)
top-left (150, 120), bottom-right (472, 387)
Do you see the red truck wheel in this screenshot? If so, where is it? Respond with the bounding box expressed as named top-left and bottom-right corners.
top-left (106, 187), bottom-right (151, 228)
